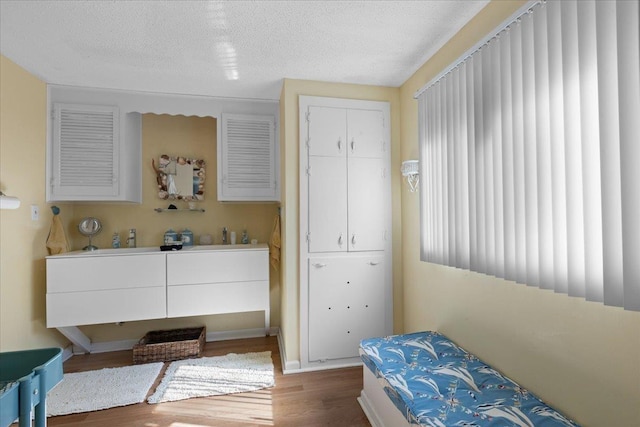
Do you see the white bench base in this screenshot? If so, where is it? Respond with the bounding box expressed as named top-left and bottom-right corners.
top-left (357, 366), bottom-right (411, 427)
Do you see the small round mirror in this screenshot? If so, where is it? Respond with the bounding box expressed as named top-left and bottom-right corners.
top-left (78, 217), bottom-right (102, 251)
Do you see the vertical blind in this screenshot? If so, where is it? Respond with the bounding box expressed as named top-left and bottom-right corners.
top-left (417, 0), bottom-right (640, 311)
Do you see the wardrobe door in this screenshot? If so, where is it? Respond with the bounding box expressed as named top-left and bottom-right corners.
top-left (307, 106), bottom-right (347, 157)
top-left (307, 156), bottom-right (347, 253)
top-left (347, 108), bottom-right (385, 159)
top-left (349, 255), bottom-right (386, 342)
top-left (308, 258), bottom-right (353, 361)
top-left (308, 256), bottom-right (386, 361)
top-left (347, 157), bottom-right (386, 251)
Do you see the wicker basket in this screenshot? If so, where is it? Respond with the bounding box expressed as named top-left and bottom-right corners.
top-left (133, 326), bottom-right (205, 364)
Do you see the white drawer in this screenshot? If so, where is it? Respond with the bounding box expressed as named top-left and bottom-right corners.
top-left (167, 281), bottom-right (269, 318)
top-left (46, 253), bottom-right (166, 293)
top-left (46, 287), bottom-right (166, 327)
top-left (167, 249), bottom-right (268, 285)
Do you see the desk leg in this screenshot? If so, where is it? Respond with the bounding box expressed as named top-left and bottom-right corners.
top-left (18, 377), bottom-right (31, 427)
top-left (34, 368), bottom-right (47, 427)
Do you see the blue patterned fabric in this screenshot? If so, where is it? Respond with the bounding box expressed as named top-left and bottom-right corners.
top-left (360, 332), bottom-right (580, 427)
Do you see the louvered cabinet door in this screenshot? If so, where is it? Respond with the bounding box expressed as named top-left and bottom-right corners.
top-left (219, 114), bottom-right (278, 201)
top-left (51, 104), bottom-right (119, 198)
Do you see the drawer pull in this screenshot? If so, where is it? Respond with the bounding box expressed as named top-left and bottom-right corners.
top-left (338, 233), bottom-right (343, 247)
top-left (368, 261), bottom-right (380, 266)
top-left (312, 263), bottom-right (327, 268)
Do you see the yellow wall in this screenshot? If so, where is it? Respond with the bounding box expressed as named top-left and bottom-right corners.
top-left (279, 79), bottom-right (402, 364)
top-left (399, 2), bottom-right (640, 426)
top-left (0, 55), bottom-right (70, 351)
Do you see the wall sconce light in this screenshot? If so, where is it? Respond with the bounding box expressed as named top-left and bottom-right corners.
top-left (0, 191), bottom-right (21, 210)
top-left (401, 160), bottom-right (419, 192)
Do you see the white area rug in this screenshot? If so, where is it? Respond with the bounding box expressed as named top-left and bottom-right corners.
top-left (47, 362), bottom-right (163, 416)
top-left (147, 351), bottom-right (274, 404)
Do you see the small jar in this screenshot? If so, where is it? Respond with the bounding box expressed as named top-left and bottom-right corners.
top-left (181, 228), bottom-right (194, 246)
top-left (164, 229), bottom-right (178, 245)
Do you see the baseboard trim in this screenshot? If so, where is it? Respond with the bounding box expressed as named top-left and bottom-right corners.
top-left (277, 329), bottom-right (301, 374)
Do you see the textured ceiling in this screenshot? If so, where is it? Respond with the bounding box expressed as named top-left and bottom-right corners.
top-left (0, 1), bottom-right (489, 100)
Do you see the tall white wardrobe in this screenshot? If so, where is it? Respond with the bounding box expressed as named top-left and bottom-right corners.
top-left (299, 96), bottom-right (392, 370)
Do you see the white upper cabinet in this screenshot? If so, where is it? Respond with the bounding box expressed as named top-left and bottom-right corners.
top-left (304, 102), bottom-right (388, 253)
top-left (218, 113), bottom-right (279, 202)
top-left (50, 103), bottom-right (121, 199)
top-left (47, 85), bottom-right (142, 202)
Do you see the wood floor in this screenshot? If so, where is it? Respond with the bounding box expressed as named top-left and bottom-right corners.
top-left (47, 336), bottom-right (371, 427)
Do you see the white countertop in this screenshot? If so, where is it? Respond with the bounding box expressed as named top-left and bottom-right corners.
top-left (47, 243), bottom-right (269, 258)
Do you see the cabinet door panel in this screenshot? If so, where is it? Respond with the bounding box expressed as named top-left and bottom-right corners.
top-left (347, 109), bottom-right (384, 158)
top-left (308, 256), bottom-right (385, 361)
top-left (348, 157), bottom-right (386, 251)
top-left (308, 107), bottom-right (346, 157)
top-left (308, 156), bottom-right (347, 252)
top-left (349, 256), bottom-right (386, 341)
top-left (308, 258), bottom-right (355, 360)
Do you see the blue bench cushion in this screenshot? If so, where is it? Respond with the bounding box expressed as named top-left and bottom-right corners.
top-left (360, 331), bottom-right (579, 426)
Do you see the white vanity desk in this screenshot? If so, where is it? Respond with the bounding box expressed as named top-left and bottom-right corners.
top-left (46, 244), bottom-right (269, 353)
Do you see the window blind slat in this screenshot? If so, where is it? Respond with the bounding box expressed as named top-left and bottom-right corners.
top-left (511, 21), bottom-right (527, 286)
top-left (491, 39), bottom-right (505, 279)
top-left (547, 0), bottom-right (569, 294)
top-left (577, 0), bottom-right (604, 303)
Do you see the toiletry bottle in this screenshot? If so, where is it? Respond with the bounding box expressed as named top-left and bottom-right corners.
top-left (222, 227), bottom-right (228, 245)
top-left (127, 228), bottom-right (137, 248)
top-left (241, 229), bottom-right (249, 244)
top-left (112, 232), bottom-right (121, 248)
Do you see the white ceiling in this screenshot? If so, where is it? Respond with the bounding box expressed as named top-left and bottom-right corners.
top-left (0, 0), bottom-right (489, 101)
